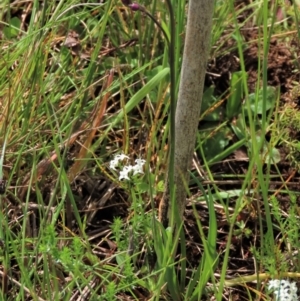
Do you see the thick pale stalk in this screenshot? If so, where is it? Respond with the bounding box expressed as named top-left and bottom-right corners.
top-left (173, 0), bottom-right (214, 219)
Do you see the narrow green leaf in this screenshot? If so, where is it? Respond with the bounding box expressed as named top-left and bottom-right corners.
top-left (226, 71), bottom-right (244, 119)
top-left (111, 67), bottom-right (170, 127)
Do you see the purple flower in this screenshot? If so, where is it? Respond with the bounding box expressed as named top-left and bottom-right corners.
top-left (129, 3), bottom-right (140, 11)
top-left (121, 0), bottom-right (141, 11)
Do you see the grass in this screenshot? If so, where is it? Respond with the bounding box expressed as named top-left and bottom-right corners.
top-left (1, 0), bottom-right (300, 300)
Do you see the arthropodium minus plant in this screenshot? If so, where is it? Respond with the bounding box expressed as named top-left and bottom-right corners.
top-left (268, 279), bottom-right (298, 301)
top-left (109, 153), bottom-right (145, 181)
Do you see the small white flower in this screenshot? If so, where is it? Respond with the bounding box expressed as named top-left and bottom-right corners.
top-left (109, 153), bottom-right (129, 170)
top-left (109, 159), bottom-right (118, 171)
top-left (268, 280), bottom-right (281, 290)
top-left (119, 166), bottom-right (132, 180)
top-left (132, 159), bottom-right (146, 175)
top-left (268, 279), bottom-right (298, 301)
top-left (110, 154), bottom-right (145, 181)
top-left (115, 153), bottom-right (130, 161)
top-left (135, 158), bottom-right (146, 167)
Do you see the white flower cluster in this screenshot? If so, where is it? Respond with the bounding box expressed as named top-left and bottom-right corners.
top-left (109, 153), bottom-right (146, 181)
top-left (268, 279), bottom-right (298, 301)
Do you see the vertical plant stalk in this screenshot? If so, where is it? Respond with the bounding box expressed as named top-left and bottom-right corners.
top-left (164, 0), bottom-right (214, 223)
top-left (158, 0), bottom-right (176, 227)
top-left (119, 0), bottom-right (175, 226)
